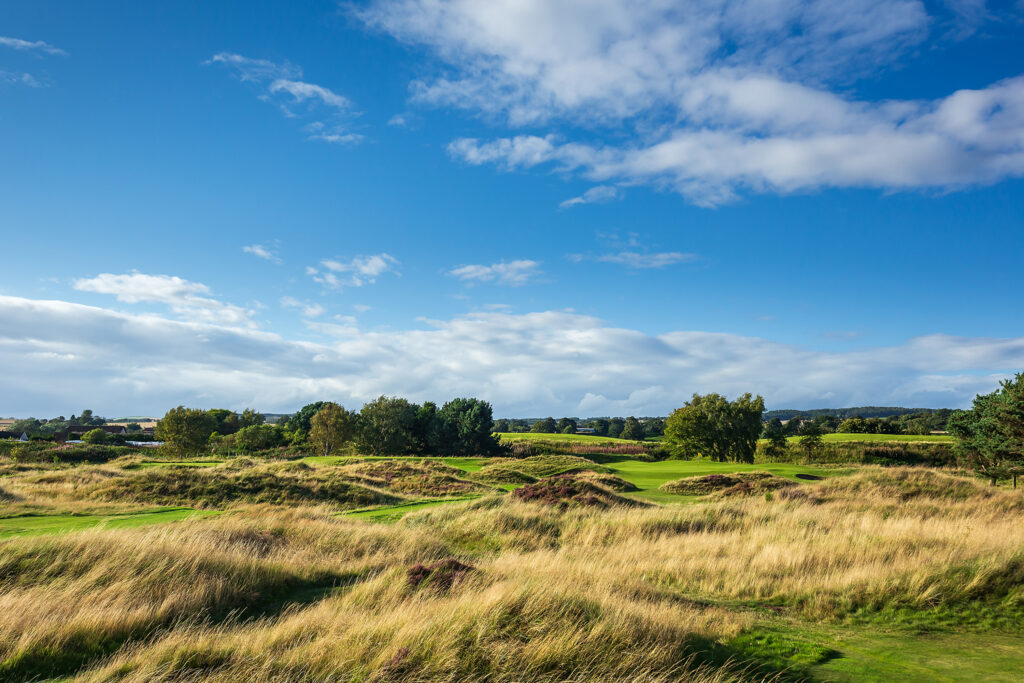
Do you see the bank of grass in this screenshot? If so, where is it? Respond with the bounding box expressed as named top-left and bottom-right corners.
top-left (496, 431), bottom-right (640, 443)
top-left (2, 459), bottom-right (1023, 680)
top-left (0, 507), bottom-right (219, 538)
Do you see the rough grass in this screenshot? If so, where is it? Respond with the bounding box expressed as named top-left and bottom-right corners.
top-left (512, 475), bottom-right (648, 509)
top-left (476, 455), bottom-right (611, 480)
top-left (339, 459), bottom-right (492, 497)
top-left (85, 467), bottom-right (399, 509)
top-left (1, 464), bottom-right (1023, 681)
top-left (660, 471), bottom-right (798, 497)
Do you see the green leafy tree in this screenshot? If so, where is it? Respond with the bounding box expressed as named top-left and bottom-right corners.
top-left (589, 418), bottom-right (610, 436)
top-left (530, 417), bottom-right (556, 434)
top-left (287, 402), bottom-right (330, 433)
top-left (643, 418), bottom-right (665, 438)
top-left (126, 422), bottom-right (142, 432)
top-left (493, 418), bottom-right (510, 432)
top-left (621, 416), bottom-right (645, 441)
top-left (762, 418), bottom-right (789, 460)
top-left (607, 418), bottom-right (625, 438)
top-left (556, 417), bottom-right (577, 434)
top-left (234, 424), bottom-right (285, 452)
top-left (411, 401), bottom-right (443, 454)
top-left (950, 373), bottom-right (1024, 486)
top-left (156, 406), bottom-right (216, 456)
top-left (239, 408), bottom-right (265, 428)
top-left (357, 396), bottom-right (417, 456)
top-left (798, 424), bottom-right (825, 461)
top-left (664, 393), bottom-right (765, 463)
top-left (81, 428), bottom-right (108, 444)
top-left (438, 398), bottom-right (501, 456)
top-left (207, 409), bottom-right (240, 435)
top-left (309, 403), bottom-right (357, 457)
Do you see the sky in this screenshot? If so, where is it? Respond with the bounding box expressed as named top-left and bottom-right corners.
top-left (2, 0), bottom-right (1024, 418)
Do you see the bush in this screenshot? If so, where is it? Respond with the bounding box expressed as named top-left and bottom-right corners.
top-left (81, 429), bottom-right (108, 444)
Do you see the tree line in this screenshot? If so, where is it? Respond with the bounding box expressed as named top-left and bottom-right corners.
top-left (495, 416), bottom-right (664, 439)
top-left (156, 396), bottom-right (502, 457)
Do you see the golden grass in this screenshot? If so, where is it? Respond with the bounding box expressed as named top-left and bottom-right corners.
top-left (0, 466), bottom-right (1021, 681)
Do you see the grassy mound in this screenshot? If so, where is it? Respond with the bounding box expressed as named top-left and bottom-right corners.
top-left (477, 455), bottom-right (611, 480)
top-left (660, 471), bottom-right (797, 496)
top-left (407, 558), bottom-right (476, 592)
top-left (86, 468), bottom-right (398, 509)
top-left (340, 459), bottom-right (491, 497)
top-left (468, 467), bottom-right (538, 486)
top-left (512, 475), bottom-right (645, 508)
top-left (571, 471), bottom-right (640, 492)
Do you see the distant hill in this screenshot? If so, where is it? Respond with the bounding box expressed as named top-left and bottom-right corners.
top-left (763, 407), bottom-right (940, 421)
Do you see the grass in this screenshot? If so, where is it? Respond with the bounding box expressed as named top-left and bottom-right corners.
top-left (0, 507), bottom-right (220, 538)
top-left (787, 432), bottom-right (954, 443)
top-left (604, 458), bottom-right (833, 503)
top-left (1, 455), bottom-right (1023, 681)
top-left (496, 431), bottom-right (640, 443)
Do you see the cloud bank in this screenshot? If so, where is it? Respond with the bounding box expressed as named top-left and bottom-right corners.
top-left (1, 294), bottom-right (1020, 416)
top-left (362, 0), bottom-right (1024, 205)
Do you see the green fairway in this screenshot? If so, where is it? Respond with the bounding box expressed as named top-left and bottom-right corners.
top-left (806, 627), bottom-right (1024, 681)
top-left (605, 459), bottom-right (833, 503)
top-left (345, 496), bottom-right (481, 522)
top-left (495, 432), bottom-right (639, 443)
top-left (0, 507), bottom-right (221, 538)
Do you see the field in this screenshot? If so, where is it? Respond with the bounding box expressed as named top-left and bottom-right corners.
top-left (0, 451), bottom-right (1021, 681)
top-left (496, 431), bottom-right (639, 443)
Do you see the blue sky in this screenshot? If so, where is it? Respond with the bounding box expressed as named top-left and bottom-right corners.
top-left (3, 0), bottom-right (1024, 417)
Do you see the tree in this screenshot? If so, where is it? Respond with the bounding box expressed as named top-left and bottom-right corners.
top-left (438, 398), bottom-right (501, 456)
top-left (607, 418), bottom-right (625, 438)
top-left (207, 409), bottom-right (239, 435)
top-left (309, 403), bottom-right (357, 457)
top-left (411, 401), bottom-right (442, 454)
top-left (664, 393), bottom-right (765, 463)
top-left (762, 418), bottom-right (789, 460)
top-left (126, 422), bottom-right (142, 432)
top-left (798, 424), bottom-right (824, 461)
top-left (950, 373), bottom-right (1024, 486)
top-left (621, 416), bottom-right (645, 441)
top-left (556, 417), bottom-right (577, 434)
top-left (837, 417), bottom-right (866, 433)
top-left (234, 424), bottom-right (285, 452)
top-left (494, 418), bottom-right (511, 433)
top-left (81, 428), bottom-right (107, 444)
top-left (287, 401), bottom-right (330, 433)
top-left (358, 396), bottom-right (417, 456)
top-left (156, 406), bottom-right (216, 456)
top-left (590, 418), bottom-right (610, 436)
top-left (239, 408), bottom-right (265, 428)
top-left (643, 418), bottom-right (665, 438)
top-left (531, 417), bottom-right (556, 433)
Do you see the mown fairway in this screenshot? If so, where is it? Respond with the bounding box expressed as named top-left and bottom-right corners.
top-left (0, 507), bottom-right (219, 538)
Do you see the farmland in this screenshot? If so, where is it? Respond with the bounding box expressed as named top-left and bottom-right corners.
top-left (0, 446), bottom-right (1022, 682)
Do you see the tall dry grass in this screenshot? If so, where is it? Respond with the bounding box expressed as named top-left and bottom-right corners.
top-left (0, 467), bottom-right (1021, 681)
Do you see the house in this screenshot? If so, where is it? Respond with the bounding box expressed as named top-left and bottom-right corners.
top-left (55, 425), bottom-right (128, 442)
top-left (0, 431), bottom-right (28, 441)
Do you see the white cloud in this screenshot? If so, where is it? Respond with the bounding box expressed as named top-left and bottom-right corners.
top-left (0, 71), bottom-right (42, 87)
top-left (2, 294), bottom-right (1022, 416)
top-left (307, 254), bottom-right (401, 289)
top-left (449, 260), bottom-right (541, 286)
top-left (242, 243), bottom-right (280, 262)
top-left (559, 185), bottom-right (622, 209)
top-left (72, 272), bottom-right (257, 327)
top-left (208, 52), bottom-right (361, 145)
top-left (598, 252), bottom-right (698, 268)
top-left (280, 296), bottom-right (326, 318)
top-left (0, 36), bottom-right (66, 56)
top-left (362, 1), bottom-right (1024, 205)
top-left (353, 304), bottom-right (373, 312)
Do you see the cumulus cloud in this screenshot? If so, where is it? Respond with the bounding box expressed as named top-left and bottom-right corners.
top-left (72, 272), bottom-right (257, 327)
top-left (207, 52), bottom-right (361, 145)
top-left (280, 296), bottom-right (326, 318)
top-left (449, 260), bottom-right (541, 286)
top-left (559, 185), bottom-right (622, 209)
top-left (0, 36), bottom-right (66, 56)
top-left (242, 243), bottom-right (280, 262)
top-left (362, 0), bottom-right (1024, 205)
top-left (1, 294), bottom-right (1021, 416)
top-left (598, 252), bottom-right (698, 269)
top-left (307, 254), bottom-right (401, 289)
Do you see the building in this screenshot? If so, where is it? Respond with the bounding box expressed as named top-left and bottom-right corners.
top-left (0, 431), bottom-right (28, 441)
